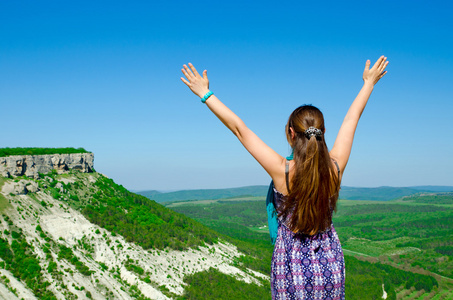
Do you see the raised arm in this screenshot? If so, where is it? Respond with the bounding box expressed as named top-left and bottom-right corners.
top-left (181, 63), bottom-right (285, 179)
top-left (330, 56), bottom-right (389, 175)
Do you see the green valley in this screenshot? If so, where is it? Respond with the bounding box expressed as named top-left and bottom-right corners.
top-left (166, 192), bottom-right (453, 299)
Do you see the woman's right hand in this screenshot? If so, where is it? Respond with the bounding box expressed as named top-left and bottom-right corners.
top-left (181, 63), bottom-right (210, 98)
top-left (363, 56), bottom-right (389, 85)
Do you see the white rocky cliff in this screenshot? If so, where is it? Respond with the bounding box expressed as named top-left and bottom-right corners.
top-left (0, 153), bottom-right (94, 178)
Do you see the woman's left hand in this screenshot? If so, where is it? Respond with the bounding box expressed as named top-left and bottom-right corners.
top-left (181, 63), bottom-right (210, 98)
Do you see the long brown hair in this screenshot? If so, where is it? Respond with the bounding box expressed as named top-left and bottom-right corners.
top-left (279, 105), bottom-right (340, 235)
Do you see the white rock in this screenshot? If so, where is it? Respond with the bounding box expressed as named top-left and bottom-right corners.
top-left (0, 153), bottom-right (94, 179)
top-left (2, 180), bottom-right (39, 195)
top-left (25, 181), bottom-right (39, 193)
top-left (55, 182), bottom-right (63, 192)
top-left (2, 180), bottom-right (27, 195)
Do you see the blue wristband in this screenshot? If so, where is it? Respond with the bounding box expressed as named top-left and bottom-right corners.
top-left (201, 91), bottom-right (213, 103)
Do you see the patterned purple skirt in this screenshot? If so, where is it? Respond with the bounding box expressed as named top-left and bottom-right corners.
top-left (271, 221), bottom-right (345, 300)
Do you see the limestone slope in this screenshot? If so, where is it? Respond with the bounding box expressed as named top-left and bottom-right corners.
top-left (0, 172), bottom-right (268, 299)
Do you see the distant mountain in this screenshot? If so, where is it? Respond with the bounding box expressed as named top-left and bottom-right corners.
top-left (135, 189), bottom-right (162, 198)
top-left (410, 186), bottom-right (453, 192)
top-left (139, 185), bottom-right (453, 202)
top-left (340, 186), bottom-right (453, 201)
top-left (339, 186), bottom-right (421, 201)
top-left (138, 185), bottom-right (269, 203)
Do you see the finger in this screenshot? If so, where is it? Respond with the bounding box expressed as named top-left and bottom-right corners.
top-left (188, 63), bottom-right (200, 77)
top-left (378, 57), bottom-right (387, 70)
top-left (364, 59), bottom-right (371, 72)
top-left (203, 70), bottom-right (208, 81)
top-left (376, 61), bottom-right (388, 76)
top-left (183, 64), bottom-right (194, 78)
top-left (180, 77), bottom-right (190, 86)
top-left (372, 56), bottom-right (384, 70)
top-left (181, 68), bottom-right (191, 80)
top-left (380, 71), bottom-right (388, 79)
top-left (184, 65), bottom-right (194, 80)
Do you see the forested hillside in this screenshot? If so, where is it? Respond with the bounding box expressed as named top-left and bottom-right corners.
top-left (0, 171), bottom-right (270, 299)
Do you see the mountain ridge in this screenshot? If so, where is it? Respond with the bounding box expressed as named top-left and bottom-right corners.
top-left (138, 185), bottom-right (453, 202)
top-left (138, 185), bottom-right (269, 203)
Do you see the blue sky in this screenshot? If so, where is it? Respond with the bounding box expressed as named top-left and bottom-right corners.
top-left (1, 0), bottom-right (452, 190)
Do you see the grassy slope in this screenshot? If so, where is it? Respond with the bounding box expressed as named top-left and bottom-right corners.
top-left (40, 171), bottom-right (221, 251)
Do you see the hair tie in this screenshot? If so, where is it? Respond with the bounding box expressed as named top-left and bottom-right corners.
top-left (304, 126), bottom-right (322, 139)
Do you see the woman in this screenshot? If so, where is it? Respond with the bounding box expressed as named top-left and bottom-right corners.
top-left (181, 56), bottom-right (388, 299)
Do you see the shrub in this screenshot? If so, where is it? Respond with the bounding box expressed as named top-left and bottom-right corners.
top-left (0, 147), bottom-right (90, 157)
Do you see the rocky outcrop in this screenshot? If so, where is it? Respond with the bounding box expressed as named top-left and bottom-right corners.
top-left (2, 180), bottom-right (39, 195)
top-left (0, 153), bottom-right (94, 178)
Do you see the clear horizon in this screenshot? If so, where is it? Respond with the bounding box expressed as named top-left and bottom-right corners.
top-left (1, 1), bottom-right (452, 190)
top-left (135, 184), bottom-right (453, 194)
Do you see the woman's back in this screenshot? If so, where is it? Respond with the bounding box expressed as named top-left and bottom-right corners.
top-left (277, 105), bottom-right (341, 236)
top-left (271, 162), bottom-right (344, 299)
